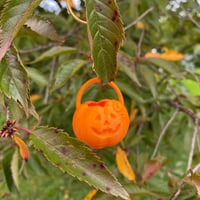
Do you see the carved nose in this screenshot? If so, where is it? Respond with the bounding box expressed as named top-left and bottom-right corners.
top-left (104, 120), bottom-right (110, 125)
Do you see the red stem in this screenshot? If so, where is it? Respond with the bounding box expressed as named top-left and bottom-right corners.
top-left (16, 126), bottom-right (32, 134)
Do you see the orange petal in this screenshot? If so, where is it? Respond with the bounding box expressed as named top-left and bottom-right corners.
top-left (116, 147), bottom-right (136, 182)
top-left (84, 190), bottom-right (97, 200)
top-left (160, 52), bottom-right (184, 61)
top-left (144, 52), bottom-right (161, 59)
top-left (30, 94), bottom-right (41, 102)
top-left (14, 136), bottom-right (29, 161)
top-left (136, 21), bottom-right (144, 29)
top-left (144, 48), bottom-right (184, 61)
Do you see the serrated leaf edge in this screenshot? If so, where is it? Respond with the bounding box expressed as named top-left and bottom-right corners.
top-left (31, 126), bottom-right (129, 199)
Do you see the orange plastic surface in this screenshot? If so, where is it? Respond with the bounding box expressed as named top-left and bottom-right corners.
top-left (72, 78), bottom-right (129, 148)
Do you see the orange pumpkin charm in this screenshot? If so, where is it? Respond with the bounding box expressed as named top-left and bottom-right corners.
top-left (72, 78), bottom-right (129, 148)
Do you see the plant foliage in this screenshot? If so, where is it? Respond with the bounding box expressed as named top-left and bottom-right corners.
top-left (0, 0), bottom-right (200, 199)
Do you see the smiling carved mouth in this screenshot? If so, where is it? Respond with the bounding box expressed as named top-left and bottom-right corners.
top-left (91, 124), bottom-right (121, 136)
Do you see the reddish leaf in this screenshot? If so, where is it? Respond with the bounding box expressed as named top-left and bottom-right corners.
top-left (142, 160), bottom-right (162, 183)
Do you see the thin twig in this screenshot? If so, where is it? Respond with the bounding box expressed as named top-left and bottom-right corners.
top-left (137, 28), bottom-right (145, 57)
top-left (6, 106), bottom-right (11, 121)
top-left (193, 163), bottom-right (200, 173)
top-left (187, 119), bottom-right (199, 171)
top-left (18, 160), bottom-right (26, 176)
top-left (185, 69), bottom-right (200, 85)
top-left (151, 108), bottom-right (179, 159)
top-left (44, 57), bottom-right (56, 104)
top-left (136, 122), bottom-right (145, 155)
top-left (124, 7), bottom-right (154, 31)
top-left (5, 98), bottom-right (11, 121)
top-left (136, 104), bottom-right (155, 155)
top-left (62, 25), bottom-right (82, 38)
top-left (180, 5), bottom-right (200, 29)
top-left (197, 136), bottom-right (200, 152)
top-left (15, 126), bottom-right (32, 134)
top-left (172, 162), bottom-right (200, 200)
top-left (19, 42), bottom-right (58, 54)
top-left (168, 100), bottom-right (200, 124)
top-left (187, 14), bottom-right (200, 29)
top-left (172, 121), bottom-right (200, 199)
top-left (172, 184), bottom-right (184, 200)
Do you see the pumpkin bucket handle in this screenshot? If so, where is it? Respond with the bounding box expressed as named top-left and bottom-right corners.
top-left (76, 77), bottom-right (124, 108)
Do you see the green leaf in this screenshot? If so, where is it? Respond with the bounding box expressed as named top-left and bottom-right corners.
top-left (27, 153), bottom-right (49, 175)
top-left (31, 126), bottom-right (129, 200)
top-left (52, 59), bottom-right (87, 91)
top-left (2, 149), bottom-right (16, 192)
top-left (86, 0), bottom-right (125, 83)
top-left (182, 79), bottom-right (200, 96)
top-left (171, 184), bottom-right (197, 199)
top-left (0, 0), bottom-right (42, 61)
top-left (93, 191), bottom-right (123, 200)
top-left (9, 99), bottom-right (24, 120)
top-left (139, 64), bottom-right (157, 99)
top-left (115, 78), bottom-right (146, 103)
top-left (11, 149), bottom-right (19, 191)
top-left (24, 15), bottom-right (64, 42)
top-left (29, 46), bottom-right (78, 64)
top-left (125, 184), bottom-right (160, 198)
top-left (0, 46), bottom-right (30, 116)
top-left (146, 58), bottom-right (181, 78)
top-left (93, 184), bottom-right (161, 199)
top-left (27, 67), bottom-right (48, 87)
top-left (28, 99), bottom-right (39, 120)
top-left (118, 51), bottom-right (141, 86)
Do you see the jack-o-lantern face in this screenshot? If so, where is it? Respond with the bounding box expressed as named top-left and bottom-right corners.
top-left (73, 99), bottom-right (129, 148)
top-left (72, 78), bottom-right (130, 148)
top-left (90, 100), bottom-right (127, 137)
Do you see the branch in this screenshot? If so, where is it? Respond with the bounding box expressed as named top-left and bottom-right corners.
top-left (168, 100), bottom-right (200, 124)
top-left (5, 98), bottom-right (12, 121)
top-left (172, 161), bottom-right (200, 200)
top-left (19, 42), bottom-right (58, 54)
top-left (192, 163), bottom-right (200, 174)
top-left (15, 126), bottom-right (32, 135)
top-left (136, 104), bottom-right (155, 155)
top-left (172, 184), bottom-right (184, 200)
top-left (186, 14), bottom-right (200, 29)
top-left (18, 160), bottom-right (26, 176)
top-left (44, 57), bottom-right (56, 104)
top-left (151, 108), bottom-right (179, 159)
top-left (137, 28), bottom-right (145, 58)
top-left (180, 5), bottom-right (200, 29)
top-left (172, 121), bottom-right (199, 199)
top-left (187, 119), bottom-right (199, 171)
top-left (124, 7), bottom-right (154, 31)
